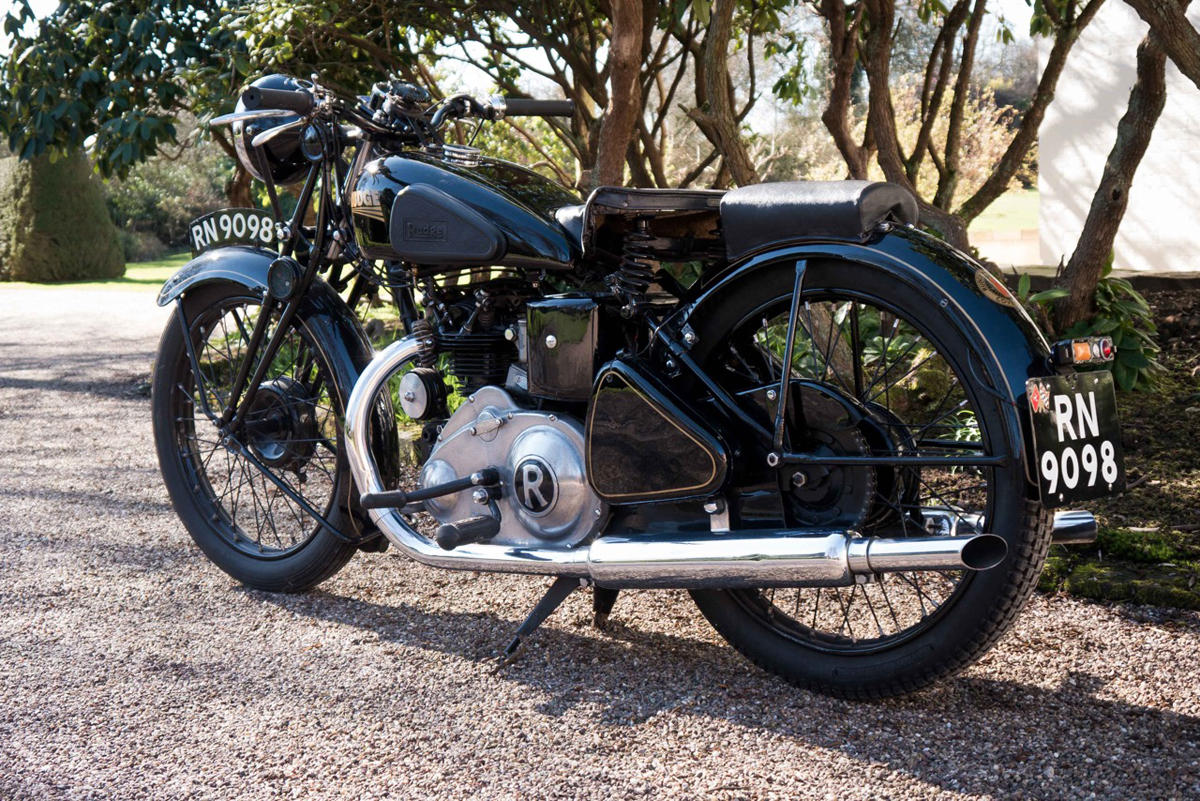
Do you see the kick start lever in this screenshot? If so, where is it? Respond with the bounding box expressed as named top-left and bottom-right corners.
top-left (359, 467), bottom-right (500, 510)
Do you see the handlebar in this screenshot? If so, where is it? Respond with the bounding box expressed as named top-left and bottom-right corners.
top-left (241, 86), bottom-right (315, 115)
top-left (235, 80), bottom-right (575, 149)
top-left (499, 98), bottom-right (575, 118)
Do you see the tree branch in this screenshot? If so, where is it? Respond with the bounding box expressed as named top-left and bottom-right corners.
top-left (957, 0), bottom-right (1106, 223)
top-left (1056, 7), bottom-right (1180, 328)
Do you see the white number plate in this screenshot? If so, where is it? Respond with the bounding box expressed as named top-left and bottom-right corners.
top-left (189, 208), bottom-right (277, 256)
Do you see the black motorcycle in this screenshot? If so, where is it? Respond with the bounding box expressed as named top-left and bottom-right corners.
top-left (151, 74), bottom-right (1125, 699)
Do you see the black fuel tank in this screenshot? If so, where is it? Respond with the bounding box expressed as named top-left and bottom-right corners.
top-left (350, 151), bottom-right (580, 270)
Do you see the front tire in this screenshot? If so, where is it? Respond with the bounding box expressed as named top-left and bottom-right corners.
top-left (152, 282), bottom-right (358, 592)
top-left (687, 259), bottom-right (1052, 698)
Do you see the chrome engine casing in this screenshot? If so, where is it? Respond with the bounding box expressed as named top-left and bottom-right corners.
top-left (419, 386), bottom-right (608, 548)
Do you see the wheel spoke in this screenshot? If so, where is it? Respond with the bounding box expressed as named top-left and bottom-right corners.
top-left (713, 286), bottom-right (1001, 652)
top-left (170, 296), bottom-right (340, 558)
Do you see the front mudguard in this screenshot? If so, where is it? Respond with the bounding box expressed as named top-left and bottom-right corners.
top-left (158, 246), bottom-right (403, 533)
top-left (679, 226), bottom-right (1051, 488)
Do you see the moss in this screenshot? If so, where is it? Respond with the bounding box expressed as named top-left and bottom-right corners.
top-left (0, 153), bottom-right (123, 282)
top-left (1038, 553), bottom-right (1072, 593)
top-left (1058, 560), bottom-right (1200, 610)
top-left (1094, 527), bottom-right (1198, 564)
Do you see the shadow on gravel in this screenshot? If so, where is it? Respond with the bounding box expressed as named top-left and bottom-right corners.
top-left (258, 588), bottom-right (1200, 796)
top-left (0, 487), bottom-right (172, 517)
top-left (0, 372), bottom-right (153, 398)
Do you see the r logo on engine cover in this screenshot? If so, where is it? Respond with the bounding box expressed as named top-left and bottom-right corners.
top-left (514, 457), bottom-right (556, 515)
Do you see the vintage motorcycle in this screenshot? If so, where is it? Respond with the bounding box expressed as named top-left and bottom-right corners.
top-left (152, 73), bottom-right (1124, 699)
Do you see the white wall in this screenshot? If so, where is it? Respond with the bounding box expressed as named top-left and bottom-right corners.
top-left (1038, 4), bottom-right (1200, 272)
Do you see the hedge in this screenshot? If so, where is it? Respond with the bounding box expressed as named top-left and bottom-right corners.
top-left (0, 153), bottom-right (124, 282)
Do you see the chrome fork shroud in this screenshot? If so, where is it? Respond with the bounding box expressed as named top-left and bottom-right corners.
top-left (343, 335), bottom-right (1018, 589)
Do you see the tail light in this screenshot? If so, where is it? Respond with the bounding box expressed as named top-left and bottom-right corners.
top-left (1051, 336), bottom-right (1116, 367)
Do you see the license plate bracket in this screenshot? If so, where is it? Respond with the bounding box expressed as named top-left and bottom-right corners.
top-left (1026, 371), bottom-right (1125, 507)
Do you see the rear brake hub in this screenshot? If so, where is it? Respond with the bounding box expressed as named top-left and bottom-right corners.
top-left (782, 383), bottom-right (875, 529)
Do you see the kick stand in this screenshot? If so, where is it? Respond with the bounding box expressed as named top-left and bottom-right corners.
top-left (593, 587), bottom-right (619, 630)
top-left (501, 577), bottom-right (583, 665)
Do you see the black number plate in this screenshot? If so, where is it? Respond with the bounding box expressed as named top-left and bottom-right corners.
top-left (189, 208), bottom-right (278, 256)
top-left (1026, 372), bottom-right (1125, 507)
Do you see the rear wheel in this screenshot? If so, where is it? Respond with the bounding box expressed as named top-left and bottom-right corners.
top-left (688, 260), bottom-right (1051, 698)
top-left (152, 282), bottom-right (358, 592)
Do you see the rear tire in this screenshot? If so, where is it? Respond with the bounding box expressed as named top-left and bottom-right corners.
top-left (687, 259), bottom-right (1051, 698)
top-left (152, 282), bottom-right (358, 592)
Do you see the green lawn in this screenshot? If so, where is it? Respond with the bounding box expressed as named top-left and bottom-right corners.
top-left (968, 188), bottom-right (1039, 235)
top-left (3, 251), bottom-right (191, 292)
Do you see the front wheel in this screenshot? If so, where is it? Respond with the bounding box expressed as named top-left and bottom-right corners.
top-left (152, 282), bottom-right (358, 592)
top-left (687, 259), bottom-right (1052, 699)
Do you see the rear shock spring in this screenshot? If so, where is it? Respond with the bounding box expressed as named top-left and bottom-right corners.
top-left (412, 317), bottom-right (438, 368)
top-left (611, 217), bottom-right (655, 316)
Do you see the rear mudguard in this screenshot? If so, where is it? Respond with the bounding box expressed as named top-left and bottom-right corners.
top-left (678, 225), bottom-right (1051, 488)
top-left (158, 245), bottom-right (403, 532)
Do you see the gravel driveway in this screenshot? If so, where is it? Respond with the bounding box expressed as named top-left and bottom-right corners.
top-left (1, 285), bottom-right (1198, 799)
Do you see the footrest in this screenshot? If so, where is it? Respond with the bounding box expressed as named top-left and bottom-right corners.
top-left (436, 515), bottom-right (502, 550)
top-left (359, 467), bottom-right (500, 510)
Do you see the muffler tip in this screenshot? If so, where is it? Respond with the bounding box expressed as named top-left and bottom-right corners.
top-left (959, 534), bottom-right (1008, 571)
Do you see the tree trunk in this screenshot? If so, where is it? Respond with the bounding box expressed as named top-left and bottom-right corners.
top-left (919, 202), bottom-right (972, 252)
top-left (1123, 0), bottom-right (1200, 88)
top-left (819, 0), bottom-right (870, 178)
top-left (210, 128), bottom-right (255, 208)
top-left (225, 164), bottom-right (254, 209)
top-left (689, 0), bottom-right (759, 186)
top-left (1055, 19), bottom-right (1176, 329)
top-left (590, 0), bottom-right (643, 189)
top-left (859, 0), bottom-right (976, 247)
top-left (933, 0), bottom-right (986, 210)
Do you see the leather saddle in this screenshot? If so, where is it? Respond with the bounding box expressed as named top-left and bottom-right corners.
top-left (556, 180), bottom-right (918, 261)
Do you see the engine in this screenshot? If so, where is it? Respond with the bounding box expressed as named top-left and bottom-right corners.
top-left (419, 386), bottom-right (608, 548)
top-left (404, 283), bottom-right (619, 548)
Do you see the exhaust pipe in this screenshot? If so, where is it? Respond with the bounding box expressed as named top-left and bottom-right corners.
top-left (345, 336), bottom-right (1009, 590)
top-left (587, 530), bottom-right (1007, 589)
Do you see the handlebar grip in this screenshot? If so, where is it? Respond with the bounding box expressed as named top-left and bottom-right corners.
top-left (502, 98), bottom-right (575, 117)
top-left (241, 86), bottom-right (315, 115)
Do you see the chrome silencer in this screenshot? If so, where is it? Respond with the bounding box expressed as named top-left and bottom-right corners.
top-left (345, 336), bottom-right (1010, 590)
top-left (1051, 510), bottom-right (1097, 545)
top-left (587, 530), bottom-right (1007, 589)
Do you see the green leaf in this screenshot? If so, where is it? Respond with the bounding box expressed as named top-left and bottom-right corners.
top-left (1018, 272), bottom-right (1030, 301)
top-left (1118, 349), bottom-right (1153, 369)
top-left (1113, 361), bottom-right (1136, 391)
top-left (1029, 287), bottom-right (1068, 303)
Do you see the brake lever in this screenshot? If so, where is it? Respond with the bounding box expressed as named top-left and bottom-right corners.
top-left (250, 119), bottom-right (305, 148)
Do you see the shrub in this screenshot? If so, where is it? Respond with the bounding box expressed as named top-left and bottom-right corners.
top-left (103, 131), bottom-right (233, 248)
top-left (1016, 255), bottom-right (1163, 391)
top-left (0, 153), bottom-right (124, 282)
top-left (117, 228), bottom-right (170, 263)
